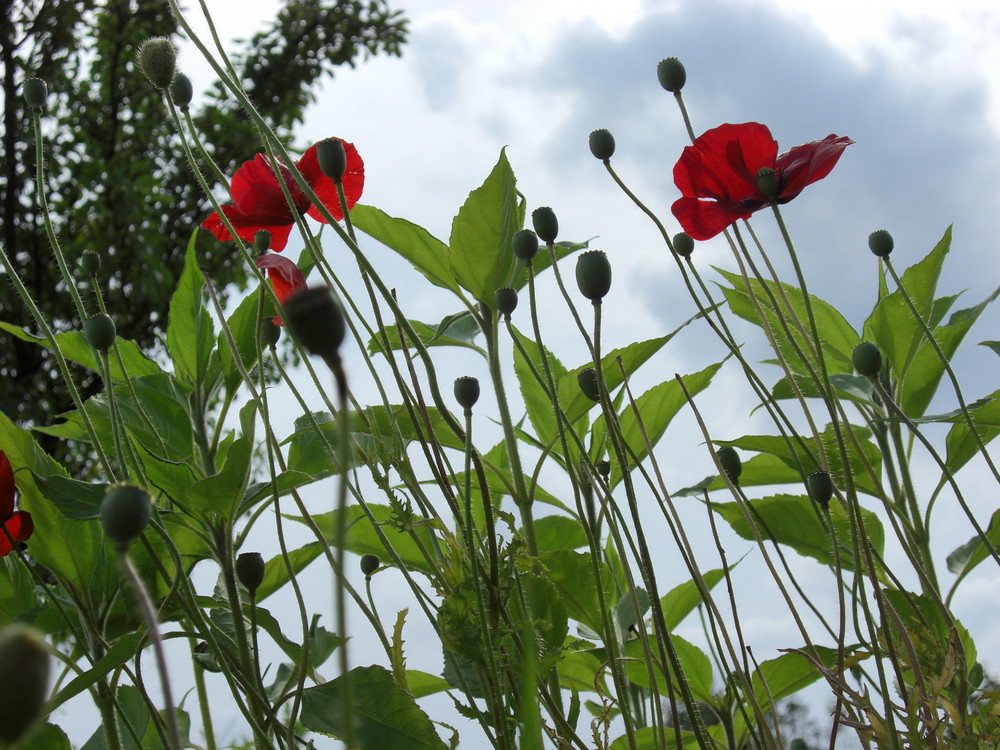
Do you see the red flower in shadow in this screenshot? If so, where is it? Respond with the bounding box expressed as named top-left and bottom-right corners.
top-left (671, 122), bottom-right (853, 240)
top-left (255, 253), bottom-right (306, 326)
top-left (203, 139), bottom-right (364, 252)
top-left (0, 451), bottom-right (33, 557)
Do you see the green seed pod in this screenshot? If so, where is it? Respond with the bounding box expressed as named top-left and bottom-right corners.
top-left (80, 249), bottom-right (102, 275)
top-left (494, 287), bottom-right (518, 318)
top-left (84, 313), bottom-right (116, 353)
top-left (806, 470), bottom-right (834, 507)
top-left (235, 552), bottom-right (265, 595)
top-left (511, 229), bottom-right (540, 262)
top-left (317, 138), bottom-right (348, 182)
top-left (193, 641), bottom-right (223, 673)
top-left (673, 232), bottom-right (695, 258)
top-left (137, 37), bottom-right (177, 89)
top-left (101, 484), bottom-right (152, 549)
top-left (283, 287), bottom-right (346, 364)
top-left (0, 624), bottom-right (50, 743)
top-left (22, 78), bottom-right (48, 111)
top-left (852, 341), bottom-right (882, 377)
top-left (170, 72), bottom-right (193, 108)
top-left (656, 57), bottom-right (687, 93)
top-left (576, 250), bottom-right (612, 302)
top-left (755, 167), bottom-right (778, 201)
top-left (360, 554), bottom-right (380, 577)
top-left (788, 741), bottom-right (808, 750)
top-left (595, 460), bottom-right (611, 478)
top-left (253, 230), bottom-right (272, 254)
top-left (260, 317), bottom-right (281, 348)
top-left (454, 376), bottom-right (480, 411)
top-left (868, 229), bottom-right (894, 257)
top-left (578, 367), bottom-right (600, 402)
top-left (717, 446), bottom-right (742, 484)
top-left (589, 128), bottom-right (615, 160)
top-left (531, 207), bottom-right (559, 244)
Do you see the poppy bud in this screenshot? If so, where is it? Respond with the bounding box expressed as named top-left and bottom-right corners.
top-left (22, 78), bottom-right (48, 111)
top-left (137, 37), bottom-right (177, 90)
top-left (170, 72), bottom-right (193, 109)
top-left (868, 229), bottom-right (894, 257)
top-left (101, 484), bottom-right (152, 549)
top-left (755, 167), bottom-right (778, 201)
top-left (260, 317), bottom-right (281, 348)
top-left (235, 552), bottom-right (265, 595)
top-left (84, 313), bottom-right (116, 353)
top-left (317, 138), bottom-right (348, 183)
top-left (531, 207), bottom-right (559, 244)
top-left (80, 249), bottom-right (102, 275)
top-left (589, 129), bottom-right (615, 161)
top-left (578, 367), bottom-right (600, 402)
top-left (360, 554), bottom-right (380, 577)
top-left (717, 446), bottom-right (742, 484)
top-left (852, 341), bottom-right (882, 377)
top-left (511, 229), bottom-right (539, 262)
top-left (282, 286), bottom-right (346, 364)
top-left (596, 460), bottom-right (611, 478)
top-left (193, 641), bottom-right (223, 673)
top-left (454, 376), bottom-right (480, 412)
top-left (806, 470), bottom-right (834, 507)
top-left (576, 250), bottom-right (612, 302)
top-left (494, 287), bottom-right (518, 318)
top-left (673, 232), bottom-right (695, 258)
top-left (254, 230), bottom-right (272, 254)
top-left (0, 624), bottom-right (50, 743)
top-left (656, 57), bottom-right (686, 93)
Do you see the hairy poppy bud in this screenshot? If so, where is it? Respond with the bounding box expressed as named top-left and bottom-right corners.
top-left (137, 37), bottom-right (177, 89)
top-left (84, 313), bottom-right (116, 353)
top-left (0, 624), bottom-right (50, 742)
top-left (596, 460), bottom-right (611, 478)
top-left (656, 57), bottom-right (686, 93)
top-left (193, 641), bottom-right (222, 673)
top-left (755, 167), bottom-right (778, 201)
top-left (170, 72), bottom-right (193, 108)
top-left (22, 78), bottom-right (48, 111)
top-left (868, 229), bottom-right (894, 257)
top-left (589, 129), bottom-right (615, 161)
top-left (576, 250), bottom-right (612, 302)
top-left (717, 446), bottom-right (742, 484)
top-left (283, 287), bottom-right (346, 364)
top-left (512, 229), bottom-right (539, 263)
top-left (236, 552), bottom-right (265, 595)
top-left (852, 341), bottom-right (882, 377)
top-left (495, 287), bottom-right (518, 318)
top-left (317, 138), bottom-right (348, 183)
top-left (254, 230), bottom-right (272, 254)
top-left (360, 554), bottom-right (380, 577)
top-left (806, 470), bottom-right (834, 507)
top-left (531, 207), bottom-right (559, 244)
top-left (578, 367), bottom-right (600, 402)
top-left (454, 376), bottom-right (480, 412)
top-left (101, 484), bottom-right (152, 549)
top-left (80, 250), bottom-right (102, 276)
top-left (673, 232), bottom-right (695, 258)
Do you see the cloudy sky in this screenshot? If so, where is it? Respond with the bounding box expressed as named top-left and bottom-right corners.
top-left (169, 0), bottom-right (1000, 742)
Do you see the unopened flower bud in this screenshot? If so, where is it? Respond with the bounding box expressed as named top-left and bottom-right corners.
top-left (454, 376), bottom-right (480, 412)
top-left (101, 484), bottom-right (152, 549)
top-left (868, 229), bottom-right (894, 257)
top-left (137, 37), bottom-right (177, 89)
top-left (806, 470), bottom-right (834, 507)
top-left (80, 250), bottom-right (102, 275)
top-left (84, 313), bottom-right (116, 353)
top-left (253, 230), bottom-right (272, 254)
top-left (578, 367), bottom-right (600, 402)
top-left (260, 317), bottom-right (281, 348)
top-left (717, 446), bottom-right (742, 484)
top-left (755, 167), bottom-right (778, 201)
top-left (576, 250), bottom-right (612, 302)
top-left (317, 138), bottom-right (347, 183)
top-left (589, 129), bottom-right (615, 161)
top-left (0, 624), bottom-right (50, 742)
top-left (673, 233), bottom-right (694, 258)
top-left (170, 73), bottom-right (193, 108)
top-left (852, 341), bottom-right (882, 377)
top-left (22, 78), bottom-right (48, 111)
top-left (360, 554), bottom-right (380, 577)
top-left (494, 287), bottom-right (518, 318)
top-left (283, 287), bottom-right (346, 364)
top-left (531, 207), bottom-right (559, 244)
top-left (235, 552), bottom-right (265, 595)
top-left (511, 229), bottom-right (539, 262)
top-left (596, 460), bottom-right (611, 478)
top-left (656, 57), bottom-right (686, 93)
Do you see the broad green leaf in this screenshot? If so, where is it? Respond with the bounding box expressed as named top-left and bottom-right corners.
top-left (52, 632), bottom-right (143, 706)
top-left (187, 433), bottom-right (254, 517)
top-left (611, 727), bottom-right (701, 750)
top-left (946, 508), bottom-right (1000, 581)
top-left (256, 543), bottom-right (325, 602)
top-left (539, 549), bottom-right (615, 635)
top-left (980, 340), bottom-right (1000, 358)
top-left (881, 589), bottom-right (977, 678)
top-left (508, 239), bottom-right (590, 292)
top-left (945, 390), bottom-right (1000, 473)
top-left (534, 515), bottom-right (588, 552)
top-left (406, 669), bottom-right (452, 698)
top-left (512, 327), bottom-right (566, 444)
top-left (167, 230), bottom-right (216, 388)
top-left (300, 664), bottom-right (447, 749)
top-left (367, 312), bottom-right (485, 356)
top-left (29, 473), bottom-right (106, 520)
top-left (18, 723), bottom-right (72, 750)
top-left (624, 634), bottom-right (714, 704)
top-left (747, 646), bottom-right (846, 717)
top-left (660, 568), bottom-right (728, 630)
top-left (217, 287), bottom-right (263, 395)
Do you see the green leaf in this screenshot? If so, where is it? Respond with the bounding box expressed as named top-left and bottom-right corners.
top-left (167, 229), bottom-right (216, 388)
top-left (539, 550), bottom-right (615, 635)
top-left (660, 568), bottom-right (728, 630)
top-left (945, 390), bottom-right (1000, 473)
top-left (52, 632), bottom-right (143, 706)
top-left (979, 340), bottom-right (1000, 358)
top-left (368, 312), bottom-right (485, 356)
top-left (624, 634), bottom-right (714, 704)
top-left (187, 433), bottom-right (254, 518)
top-left (255, 543), bottom-right (325, 602)
top-left (512, 327), bottom-right (566, 444)
top-left (299, 664), bottom-right (447, 749)
top-left (406, 670), bottom-right (452, 699)
top-left (946, 508), bottom-right (1000, 580)
top-left (218, 287), bottom-right (263, 395)
top-left (534, 515), bottom-right (588, 552)
top-left (18, 723), bottom-right (72, 750)
top-left (747, 646), bottom-right (844, 716)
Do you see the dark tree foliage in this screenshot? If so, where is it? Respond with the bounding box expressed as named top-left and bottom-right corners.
top-left (0, 0), bottom-right (407, 458)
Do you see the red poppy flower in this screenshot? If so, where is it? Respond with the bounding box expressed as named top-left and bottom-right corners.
top-left (255, 253), bottom-right (306, 326)
top-left (203, 138), bottom-right (364, 252)
top-left (671, 122), bottom-right (853, 240)
top-left (0, 451), bottom-right (33, 557)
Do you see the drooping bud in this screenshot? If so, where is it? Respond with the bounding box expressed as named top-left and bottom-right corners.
top-left (852, 341), bottom-right (882, 377)
top-left (235, 552), bottom-right (265, 596)
top-left (531, 207), bottom-right (559, 244)
top-left (360, 554), bottom-right (380, 577)
top-left (576, 250), bottom-right (612, 302)
top-left (717, 446), bottom-right (742, 484)
top-left (137, 37), bottom-right (177, 90)
top-left (260, 317), bottom-right (281, 348)
top-left (22, 78), bottom-right (48, 111)
top-left (0, 624), bottom-right (50, 743)
top-left (317, 138), bottom-right (348, 183)
top-left (84, 313), bottom-right (116, 353)
top-left (494, 287), bottom-right (518, 318)
top-left (100, 484), bottom-right (152, 549)
top-left (673, 232), bottom-right (695, 258)
top-left (170, 73), bottom-right (193, 109)
top-left (806, 470), bottom-right (834, 507)
top-left (454, 376), bottom-right (480, 412)
top-left (868, 229), bottom-right (894, 258)
top-left (253, 230), bottom-right (272, 254)
top-left (80, 249), bottom-right (102, 275)
top-left (595, 460), bottom-right (611, 478)
top-left (589, 129), bottom-right (616, 161)
top-left (282, 287), bottom-right (346, 364)
top-left (755, 167), bottom-right (778, 201)
top-left (578, 367), bottom-right (600, 402)
top-left (511, 229), bottom-right (539, 263)
top-left (656, 57), bottom-right (687, 93)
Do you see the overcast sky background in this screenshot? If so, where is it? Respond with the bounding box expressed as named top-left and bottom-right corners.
top-left (152, 0), bottom-right (1000, 744)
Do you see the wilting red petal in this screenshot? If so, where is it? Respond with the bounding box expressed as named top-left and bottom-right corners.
top-left (298, 139), bottom-right (365, 224)
top-left (775, 134), bottom-right (855, 202)
top-left (202, 205), bottom-right (295, 252)
top-left (255, 253), bottom-right (306, 325)
top-left (674, 122), bottom-right (777, 201)
top-left (0, 452), bottom-right (13, 519)
top-left (0, 511), bottom-right (32, 557)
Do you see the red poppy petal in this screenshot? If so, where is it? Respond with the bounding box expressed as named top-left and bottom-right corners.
top-left (0, 511), bottom-right (32, 556)
top-left (203, 205), bottom-right (295, 252)
top-left (776, 134), bottom-right (854, 201)
top-left (230, 154), bottom-right (303, 219)
top-left (0, 452), bottom-right (13, 519)
top-left (298, 139), bottom-right (365, 224)
top-left (255, 253), bottom-right (306, 325)
top-left (674, 122), bottom-right (777, 201)
top-left (671, 197), bottom-right (754, 241)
